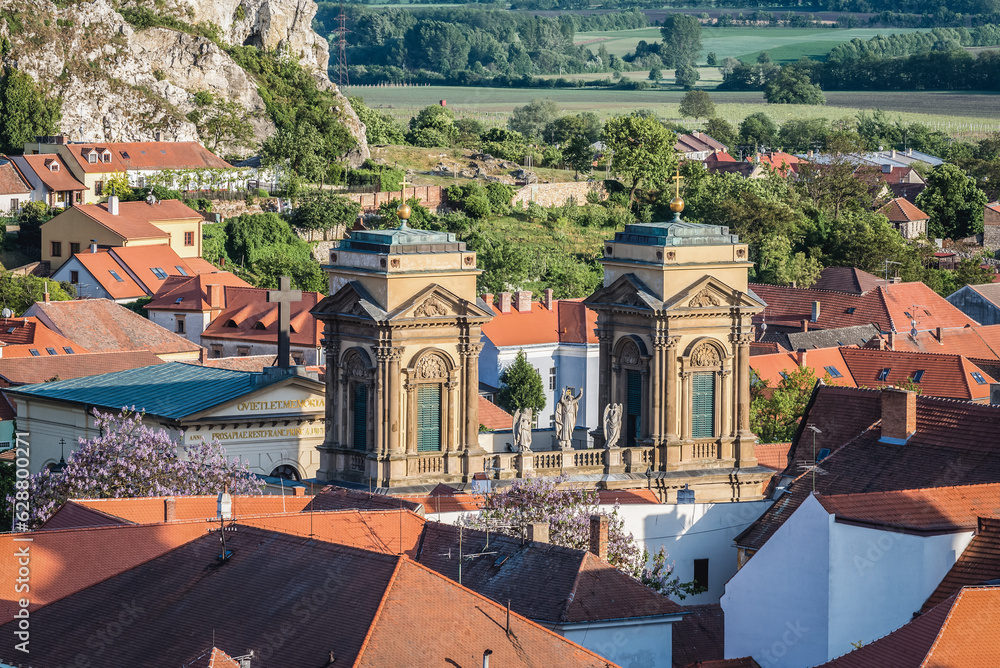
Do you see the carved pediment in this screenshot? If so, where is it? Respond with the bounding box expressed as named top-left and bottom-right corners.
top-left (663, 275), bottom-right (767, 313)
top-left (388, 284), bottom-right (493, 321)
top-left (584, 273), bottom-right (662, 311)
top-left (688, 289), bottom-right (721, 308)
top-left (311, 282), bottom-right (387, 321)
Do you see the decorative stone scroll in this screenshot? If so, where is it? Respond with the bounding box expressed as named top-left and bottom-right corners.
top-left (620, 340), bottom-right (640, 366)
top-left (689, 289), bottom-right (721, 308)
top-left (415, 354), bottom-right (446, 379)
top-left (690, 344), bottom-right (721, 367)
top-left (414, 298), bottom-right (447, 318)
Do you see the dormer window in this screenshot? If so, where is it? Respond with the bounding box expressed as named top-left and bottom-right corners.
top-left (47, 160), bottom-right (59, 172)
top-left (225, 319), bottom-right (238, 328)
top-left (103, 153), bottom-right (111, 163)
top-left (253, 321), bottom-right (267, 330)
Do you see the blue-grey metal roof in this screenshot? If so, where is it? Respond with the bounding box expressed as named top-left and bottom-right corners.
top-left (6, 362), bottom-right (282, 420)
top-left (612, 220), bottom-right (741, 247)
top-left (338, 226), bottom-right (465, 254)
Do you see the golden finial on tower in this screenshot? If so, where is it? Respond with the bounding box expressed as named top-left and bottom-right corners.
top-left (396, 172), bottom-right (412, 227)
top-left (670, 162), bottom-right (684, 218)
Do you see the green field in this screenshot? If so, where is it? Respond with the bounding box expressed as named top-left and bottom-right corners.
top-left (354, 85), bottom-right (1000, 139)
top-left (575, 26), bottom-right (930, 64)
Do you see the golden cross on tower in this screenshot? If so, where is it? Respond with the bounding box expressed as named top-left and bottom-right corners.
top-left (669, 162), bottom-right (685, 219)
top-left (672, 163), bottom-right (683, 198)
top-left (396, 172), bottom-right (413, 227)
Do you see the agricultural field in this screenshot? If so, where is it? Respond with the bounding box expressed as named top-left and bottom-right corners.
top-left (574, 26), bottom-right (930, 64)
top-left (354, 85), bottom-right (1000, 140)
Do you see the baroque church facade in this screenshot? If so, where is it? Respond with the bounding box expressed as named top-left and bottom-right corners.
top-left (313, 204), bottom-right (774, 501)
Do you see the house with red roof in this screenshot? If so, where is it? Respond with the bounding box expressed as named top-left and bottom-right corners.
top-left (725, 481), bottom-right (1000, 668)
top-left (750, 151), bottom-right (803, 177)
top-left (23, 136), bottom-right (235, 204)
top-left (880, 196), bottom-right (929, 239)
top-left (479, 289), bottom-right (600, 432)
top-left (675, 132), bottom-right (729, 161)
top-left (839, 346), bottom-right (996, 401)
top-left (0, 156), bottom-right (31, 216)
top-left (200, 285), bottom-right (324, 364)
top-left (10, 153), bottom-right (87, 208)
top-left (750, 347), bottom-right (856, 388)
top-left (144, 272), bottom-right (252, 342)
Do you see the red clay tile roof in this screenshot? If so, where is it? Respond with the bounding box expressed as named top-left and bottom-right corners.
top-left (736, 386), bottom-right (1000, 553)
top-left (181, 647), bottom-right (241, 668)
top-left (0, 350), bottom-right (163, 386)
top-left (25, 299), bottom-right (202, 355)
top-left (16, 154), bottom-right (86, 192)
top-left (201, 286), bottom-right (323, 347)
top-left (597, 488), bottom-right (660, 504)
top-left (675, 133), bottom-right (728, 154)
top-left (703, 151), bottom-right (738, 163)
top-left (186, 257), bottom-right (224, 274)
top-left (70, 495), bottom-right (312, 525)
top-left (73, 199), bottom-right (200, 241)
top-left (70, 249), bottom-right (147, 299)
top-left (104, 245), bottom-right (196, 294)
top-left (0, 157), bottom-right (30, 195)
top-left (750, 348), bottom-right (856, 388)
top-left (482, 298), bottom-right (598, 347)
top-left (0, 316), bottom-right (91, 358)
top-left (816, 482), bottom-right (1000, 533)
top-left (819, 586), bottom-right (1000, 668)
top-left (240, 510), bottom-right (427, 558)
top-left (64, 141), bottom-right (232, 173)
top-left (839, 346), bottom-right (996, 400)
top-left (305, 486), bottom-right (426, 515)
top-left (922, 517), bottom-right (1000, 612)
top-left (810, 267), bottom-right (884, 295)
top-left (0, 525), bottom-right (620, 667)
top-left (890, 325), bottom-right (1000, 360)
top-left (749, 341), bottom-right (787, 356)
top-left (881, 197), bottom-right (929, 222)
top-left (754, 442), bottom-right (792, 471)
top-left (878, 165), bottom-right (920, 184)
top-left (479, 395), bottom-right (513, 430)
top-left (146, 272), bottom-right (252, 312)
top-left (753, 282), bottom-right (977, 333)
top-left (752, 151), bottom-right (802, 176)
top-left (673, 603), bottom-right (725, 668)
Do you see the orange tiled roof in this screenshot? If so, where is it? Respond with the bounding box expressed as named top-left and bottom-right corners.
top-left (105, 245), bottom-right (196, 294)
top-left (597, 488), bottom-right (660, 504)
top-left (239, 510), bottom-right (427, 558)
top-left (890, 325), bottom-right (1000, 361)
top-left (16, 154), bottom-right (86, 192)
top-left (704, 151), bottom-right (738, 163)
top-left (922, 517), bottom-right (1000, 612)
top-left (64, 141), bottom-right (232, 173)
top-left (839, 346), bottom-right (996, 400)
top-left (25, 299), bottom-right (202, 355)
top-left (0, 350), bottom-right (163, 386)
top-left (881, 197), bottom-right (929, 222)
top-left (481, 298), bottom-right (598, 347)
top-left (754, 442), bottom-right (792, 471)
top-left (185, 257), bottom-right (223, 274)
top-left (816, 482), bottom-right (1000, 533)
top-left (146, 272), bottom-right (251, 312)
top-left (0, 156), bottom-right (30, 195)
top-left (0, 316), bottom-right (91, 358)
top-left (201, 286), bottom-right (323, 347)
top-left (819, 586), bottom-right (1000, 667)
top-left (478, 395), bottom-right (513, 430)
top-left (752, 151), bottom-right (802, 176)
top-left (73, 199), bottom-right (201, 241)
top-left (70, 495), bottom-right (312, 525)
top-left (182, 647), bottom-right (241, 668)
top-left (878, 165), bottom-right (920, 184)
top-left (305, 486), bottom-right (426, 514)
top-left (750, 347), bottom-right (856, 387)
top-left (811, 266), bottom-right (884, 295)
top-left (71, 249), bottom-right (147, 300)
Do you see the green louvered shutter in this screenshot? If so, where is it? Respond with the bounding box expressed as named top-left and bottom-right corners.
top-left (626, 370), bottom-right (642, 447)
top-left (353, 384), bottom-right (367, 450)
top-left (417, 384), bottom-right (442, 452)
top-left (692, 372), bottom-right (715, 439)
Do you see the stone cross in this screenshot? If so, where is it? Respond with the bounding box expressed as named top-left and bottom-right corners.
top-left (267, 275), bottom-right (302, 368)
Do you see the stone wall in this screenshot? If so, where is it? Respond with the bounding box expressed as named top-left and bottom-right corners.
top-left (512, 181), bottom-right (606, 208)
top-left (347, 185), bottom-right (444, 212)
top-left (984, 204), bottom-right (1000, 250)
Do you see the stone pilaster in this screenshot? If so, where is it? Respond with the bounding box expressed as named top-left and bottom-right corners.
top-left (732, 331), bottom-right (757, 467)
top-left (387, 346), bottom-right (404, 454)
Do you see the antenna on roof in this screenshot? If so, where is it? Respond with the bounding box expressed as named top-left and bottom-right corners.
top-left (799, 424), bottom-right (825, 493)
top-left (883, 260), bottom-right (901, 291)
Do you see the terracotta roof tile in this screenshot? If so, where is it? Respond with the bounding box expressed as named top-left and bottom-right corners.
top-left (239, 510), bottom-right (427, 558)
top-left (672, 603), bottom-right (725, 668)
top-left (839, 346), bottom-right (996, 400)
top-left (482, 298), bottom-right (597, 347)
top-left (890, 325), bottom-right (1000, 360)
top-left (70, 249), bottom-right (147, 299)
top-left (810, 267), bottom-right (884, 295)
top-left (201, 286), bottom-right (323, 347)
top-left (754, 442), bottom-right (792, 471)
top-left (479, 395), bottom-right (513, 430)
top-left (878, 165), bottom-right (920, 184)
top-left (64, 141), bottom-right (232, 173)
top-left (25, 299), bottom-right (202, 355)
top-left (72, 199), bottom-right (200, 241)
top-left (881, 197), bottom-right (929, 222)
top-left (0, 156), bottom-right (31, 195)
top-left (751, 348), bottom-right (856, 388)
top-left (597, 488), bottom-right (660, 504)
top-left (15, 154), bottom-right (86, 192)
top-left (923, 517), bottom-right (1000, 612)
top-left (0, 316), bottom-right (91, 358)
top-left (749, 341), bottom-right (787, 356)
top-left (69, 495), bottom-right (312, 525)
top-left (305, 485), bottom-right (426, 514)
top-left (0, 350), bottom-right (163, 386)
top-left (146, 272), bottom-right (251, 312)
top-left (181, 647), bottom-right (241, 668)
top-left (186, 257), bottom-right (224, 274)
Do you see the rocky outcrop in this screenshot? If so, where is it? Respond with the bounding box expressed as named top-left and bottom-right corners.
top-left (0, 0), bottom-right (367, 161)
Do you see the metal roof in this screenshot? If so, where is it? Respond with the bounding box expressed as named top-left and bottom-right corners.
top-left (612, 220), bottom-right (741, 247)
top-left (6, 362), bottom-right (287, 420)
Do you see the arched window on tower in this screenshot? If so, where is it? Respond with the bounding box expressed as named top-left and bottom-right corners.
top-left (417, 384), bottom-right (442, 452)
top-left (691, 372), bottom-right (716, 439)
top-left (352, 383), bottom-right (368, 450)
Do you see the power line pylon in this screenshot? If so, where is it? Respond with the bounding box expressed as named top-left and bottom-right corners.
top-left (336, 0), bottom-right (350, 92)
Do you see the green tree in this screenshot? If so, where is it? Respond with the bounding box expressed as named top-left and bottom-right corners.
top-left (14, 201), bottom-right (52, 257)
top-left (261, 123), bottom-right (328, 184)
top-left (757, 51), bottom-right (772, 64)
top-left (186, 96), bottom-right (256, 152)
top-left (678, 89), bottom-right (715, 121)
top-left (763, 68), bottom-right (826, 105)
top-left (756, 235), bottom-right (823, 287)
top-left (348, 96), bottom-right (406, 145)
top-left (648, 67), bottom-right (662, 82)
top-left (105, 173), bottom-right (133, 201)
top-left (0, 66), bottom-right (61, 154)
top-left (738, 112), bottom-right (778, 153)
top-left (659, 14), bottom-right (702, 68)
top-left (480, 127), bottom-right (527, 162)
top-left (564, 134), bottom-right (595, 178)
top-left (604, 113), bottom-right (678, 202)
top-left (674, 63), bottom-right (700, 89)
top-left (407, 104), bottom-right (458, 146)
top-left (751, 365), bottom-right (825, 444)
top-left (291, 190), bottom-right (362, 235)
top-left (0, 271), bottom-right (74, 314)
top-left (706, 52), bottom-right (718, 67)
top-left (703, 117), bottom-right (737, 149)
top-left (916, 163), bottom-right (989, 240)
top-left (497, 350), bottom-right (546, 416)
top-left (508, 98), bottom-right (560, 142)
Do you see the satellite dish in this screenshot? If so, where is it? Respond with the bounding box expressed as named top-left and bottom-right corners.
top-left (761, 322), bottom-right (768, 332)
top-left (910, 328), bottom-right (918, 338)
top-left (1, 308), bottom-right (12, 319)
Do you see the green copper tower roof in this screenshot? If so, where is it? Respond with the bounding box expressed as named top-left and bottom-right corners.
top-left (613, 221), bottom-right (741, 247)
top-left (339, 227), bottom-right (466, 254)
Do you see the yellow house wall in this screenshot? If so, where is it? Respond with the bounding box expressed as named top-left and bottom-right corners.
top-left (152, 220), bottom-right (203, 258)
top-left (41, 208), bottom-right (126, 265)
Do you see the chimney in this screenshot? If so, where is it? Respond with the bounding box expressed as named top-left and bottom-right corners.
top-left (935, 327), bottom-right (943, 344)
top-left (890, 149), bottom-right (896, 158)
top-left (908, 148), bottom-right (914, 156)
top-left (164, 497), bottom-right (176, 522)
top-left (887, 331), bottom-right (895, 351)
top-left (796, 348), bottom-right (807, 367)
top-left (801, 319), bottom-right (809, 332)
top-left (811, 301), bottom-right (821, 323)
top-left (155, 130), bottom-right (162, 141)
top-left (207, 284), bottom-right (224, 309)
top-left (43, 282), bottom-right (50, 303)
top-left (589, 515), bottom-right (609, 560)
top-left (542, 288), bottom-right (553, 310)
top-left (880, 387), bottom-right (916, 443)
top-left (527, 521), bottom-right (549, 544)
top-left (90, 239), bottom-right (98, 253)
top-left (890, 276), bottom-right (902, 285)
top-left (882, 163), bottom-right (891, 174)
top-left (293, 486), bottom-right (306, 496)
top-left (483, 293), bottom-right (494, 310)
top-left (498, 292), bottom-right (512, 314)
top-left (514, 290), bottom-right (533, 313)
top-left (107, 190), bottom-right (119, 215)
top-left (482, 650), bottom-right (492, 668)
top-left (807, 149), bottom-right (814, 158)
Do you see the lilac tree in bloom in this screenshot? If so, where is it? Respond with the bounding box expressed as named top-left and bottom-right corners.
top-left (462, 475), bottom-right (685, 597)
top-left (14, 409), bottom-right (261, 527)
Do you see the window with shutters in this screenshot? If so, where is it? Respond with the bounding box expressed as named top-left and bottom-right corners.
top-left (692, 372), bottom-right (715, 439)
top-left (626, 369), bottom-right (642, 447)
top-left (352, 384), bottom-right (368, 450)
top-left (417, 384), bottom-right (442, 452)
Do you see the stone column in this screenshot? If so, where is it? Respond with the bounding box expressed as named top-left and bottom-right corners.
top-left (462, 342), bottom-right (484, 450)
top-left (596, 325), bottom-right (613, 418)
top-left (374, 345), bottom-right (393, 456)
top-left (664, 336), bottom-right (681, 451)
top-left (388, 347), bottom-right (404, 454)
top-left (405, 378), bottom-right (417, 454)
top-left (322, 332), bottom-right (340, 449)
top-left (732, 331), bottom-right (757, 468)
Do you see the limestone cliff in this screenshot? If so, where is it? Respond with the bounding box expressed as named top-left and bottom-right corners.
top-left (0, 0), bottom-right (367, 163)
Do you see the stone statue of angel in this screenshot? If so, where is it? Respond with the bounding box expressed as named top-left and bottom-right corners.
top-left (512, 407), bottom-right (533, 452)
top-left (603, 403), bottom-right (623, 449)
top-left (554, 387), bottom-right (583, 447)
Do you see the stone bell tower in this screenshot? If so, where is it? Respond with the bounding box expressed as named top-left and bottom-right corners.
top-left (311, 201), bottom-right (493, 488)
top-left (584, 194), bottom-right (769, 501)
